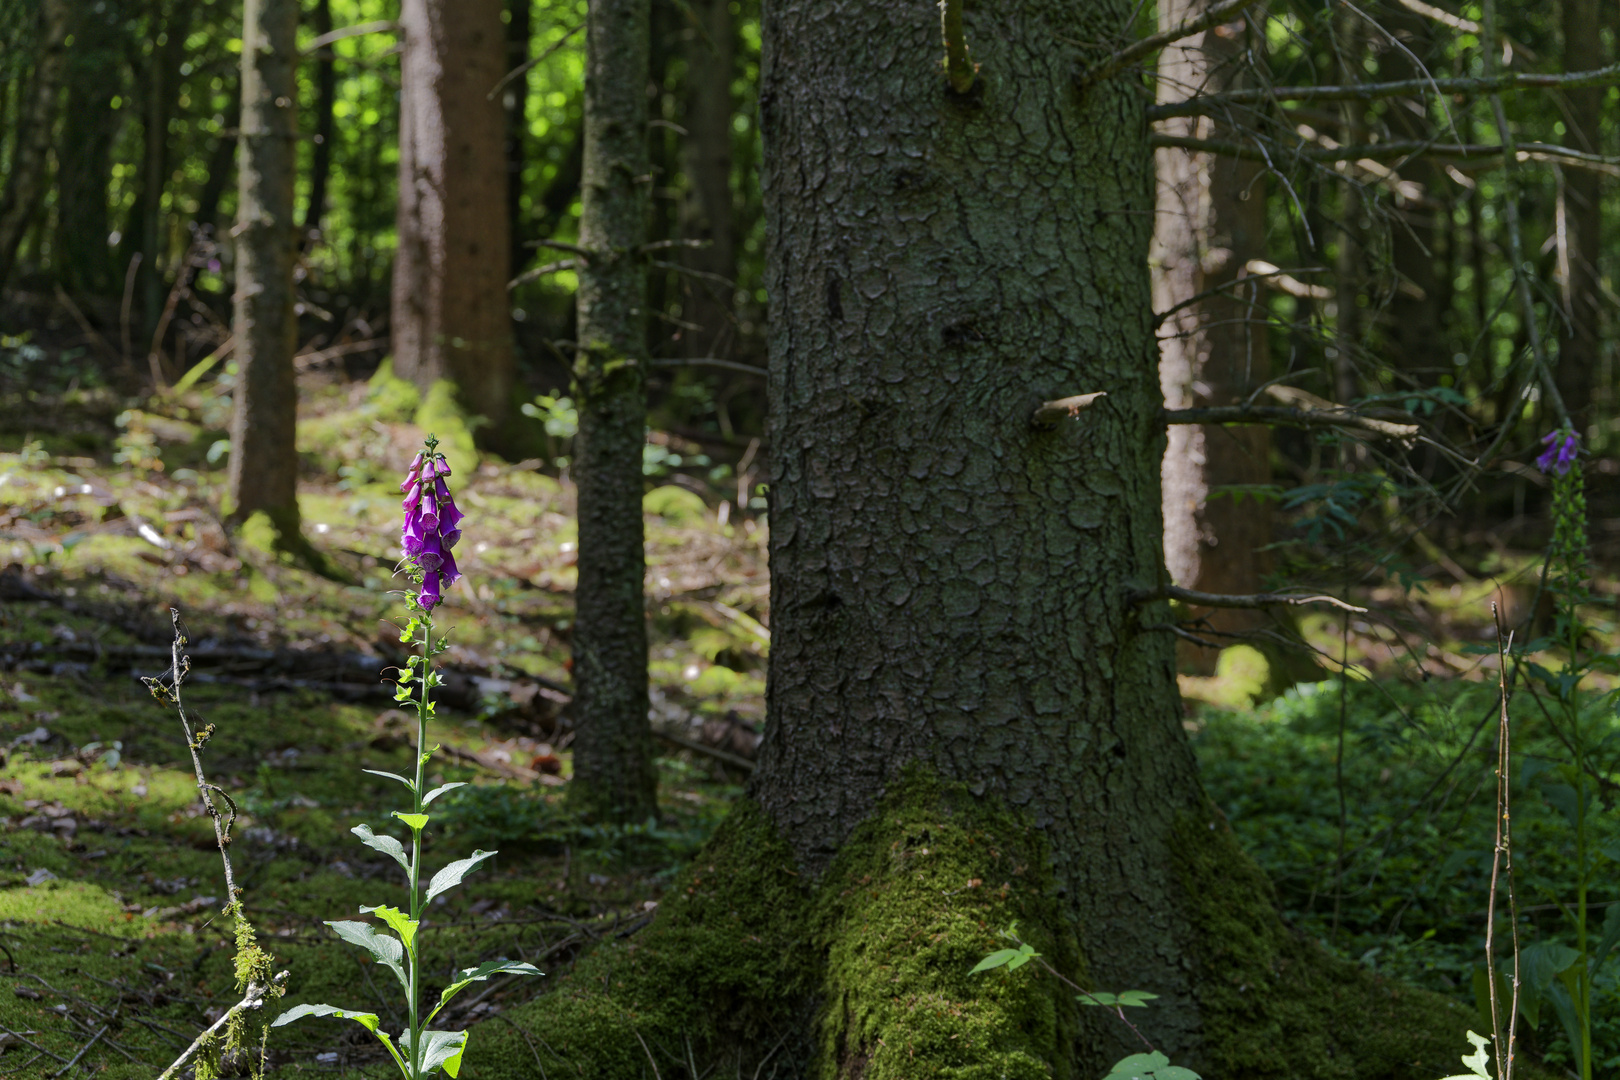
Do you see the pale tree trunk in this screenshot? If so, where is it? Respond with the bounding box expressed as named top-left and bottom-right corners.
top-left (392, 0), bottom-right (515, 442)
top-left (1558, 0), bottom-right (1603, 432)
top-left (567, 0), bottom-right (657, 824)
top-left (677, 0), bottom-right (735, 358)
top-left (1153, 1), bottom-right (1274, 663)
top-left (227, 0), bottom-right (301, 535)
top-left (0, 0), bottom-right (70, 292)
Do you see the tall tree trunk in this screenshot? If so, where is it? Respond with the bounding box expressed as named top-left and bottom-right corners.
top-left (504, 0), bottom-right (531, 278)
top-left (194, 89), bottom-right (241, 241)
top-left (470, 3), bottom-right (1487, 1076)
top-left (1558, 0), bottom-right (1603, 432)
top-left (1153, 1), bottom-right (1274, 662)
top-left (676, 0), bottom-right (735, 358)
top-left (392, 0), bottom-right (515, 440)
top-left (0, 0), bottom-right (70, 293)
top-left (137, 0), bottom-right (194, 336)
top-left (568, 0), bottom-right (656, 824)
top-left (302, 0), bottom-right (335, 241)
top-left (54, 0), bottom-right (123, 296)
top-left (228, 0), bottom-right (301, 537)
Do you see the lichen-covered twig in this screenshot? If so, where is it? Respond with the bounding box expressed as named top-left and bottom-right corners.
top-left (158, 972), bottom-right (288, 1080)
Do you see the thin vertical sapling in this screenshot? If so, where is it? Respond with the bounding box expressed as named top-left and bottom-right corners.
top-left (146, 608), bottom-right (287, 1080)
top-left (273, 436), bottom-right (542, 1076)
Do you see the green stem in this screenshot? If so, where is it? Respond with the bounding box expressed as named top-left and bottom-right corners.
top-left (406, 612), bottom-right (433, 1080)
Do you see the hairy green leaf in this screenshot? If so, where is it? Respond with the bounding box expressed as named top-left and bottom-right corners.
top-left (424, 849), bottom-right (496, 904)
top-left (363, 769), bottom-right (416, 792)
top-left (423, 782), bottom-right (468, 806)
top-left (360, 904), bottom-right (419, 949)
top-left (431, 958), bottom-right (543, 1019)
top-left (325, 920), bottom-right (408, 992)
top-left (400, 1027), bottom-right (470, 1077)
top-left (352, 823), bottom-right (410, 871)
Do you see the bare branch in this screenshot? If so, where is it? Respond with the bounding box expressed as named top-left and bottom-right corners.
top-left (1133, 584), bottom-right (1368, 614)
top-left (1162, 385), bottom-right (1419, 442)
top-left (1148, 62), bottom-right (1620, 119)
top-left (300, 19), bottom-right (396, 56)
top-left (649, 357), bottom-right (767, 377)
top-left (487, 21), bottom-right (585, 100)
top-left (1148, 133), bottom-right (1620, 175)
top-left (508, 259), bottom-right (578, 290)
top-left (1033, 392), bottom-right (1108, 424)
top-left (1079, 0), bottom-right (1265, 89)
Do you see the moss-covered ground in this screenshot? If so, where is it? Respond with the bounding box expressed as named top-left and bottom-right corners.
top-left (1, 358), bottom-right (1612, 1077)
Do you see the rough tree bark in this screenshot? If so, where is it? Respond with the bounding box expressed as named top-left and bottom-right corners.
top-left (1558, 0), bottom-right (1603, 430)
top-left (471, 2), bottom-right (1485, 1077)
top-left (676, 0), bottom-right (736, 358)
top-left (392, 0), bottom-right (515, 442)
top-left (227, 0), bottom-right (301, 536)
top-left (54, 0), bottom-right (123, 296)
top-left (0, 0), bottom-right (70, 293)
top-left (1153, 1), bottom-right (1275, 666)
top-left (566, 0), bottom-right (657, 824)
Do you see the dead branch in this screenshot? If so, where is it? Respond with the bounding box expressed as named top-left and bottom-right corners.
top-left (1163, 384), bottom-right (1419, 442)
top-left (649, 357), bottom-right (767, 377)
top-left (1032, 392), bottom-right (1108, 425)
top-left (1148, 133), bottom-right (1620, 175)
top-left (300, 19), bottom-right (397, 56)
top-left (1080, 0), bottom-right (1265, 88)
top-left (1133, 584), bottom-right (1368, 614)
top-left (157, 972), bottom-right (287, 1080)
top-left (654, 729), bottom-right (757, 772)
top-left (1148, 62), bottom-right (1620, 119)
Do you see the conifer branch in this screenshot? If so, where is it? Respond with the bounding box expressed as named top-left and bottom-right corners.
top-left (1147, 62), bottom-right (1620, 119)
top-left (1079, 0), bottom-right (1264, 89)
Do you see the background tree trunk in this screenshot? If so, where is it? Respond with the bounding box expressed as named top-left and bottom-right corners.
top-left (567, 0), bottom-right (657, 824)
top-left (1153, 2), bottom-right (1275, 667)
top-left (1558, 0), bottom-right (1603, 433)
top-left (54, 0), bottom-right (123, 297)
top-left (392, 0), bottom-right (515, 440)
top-left (676, 0), bottom-right (735, 358)
top-left (302, 0), bottom-right (335, 241)
top-left (228, 0), bottom-right (301, 535)
top-left (0, 0), bottom-right (70, 293)
top-left (504, 0), bottom-right (531, 279)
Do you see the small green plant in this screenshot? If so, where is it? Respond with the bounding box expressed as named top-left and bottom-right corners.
top-left (972, 925), bottom-right (1199, 1079)
top-left (272, 437), bottom-right (542, 1077)
top-left (1437, 1030), bottom-right (1493, 1080)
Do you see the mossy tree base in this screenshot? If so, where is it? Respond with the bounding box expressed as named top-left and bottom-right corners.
top-left (467, 775), bottom-right (1502, 1080)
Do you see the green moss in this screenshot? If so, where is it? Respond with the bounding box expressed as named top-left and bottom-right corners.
top-left (643, 485), bottom-right (709, 525)
top-left (465, 798), bottom-right (813, 1079)
top-left (813, 770), bottom-right (1079, 1080)
top-left (368, 359), bottom-right (423, 422)
top-left (415, 380), bottom-right (481, 476)
top-left (1169, 807), bottom-right (1555, 1080)
top-left (467, 772), bottom-right (1078, 1080)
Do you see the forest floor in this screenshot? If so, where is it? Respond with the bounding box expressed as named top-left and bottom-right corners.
top-left (0, 360), bottom-right (1616, 1076)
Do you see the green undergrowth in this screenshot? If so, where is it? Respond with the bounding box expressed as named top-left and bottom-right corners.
top-left (1194, 677), bottom-right (1620, 1072)
top-left (467, 773), bottom-right (1080, 1080)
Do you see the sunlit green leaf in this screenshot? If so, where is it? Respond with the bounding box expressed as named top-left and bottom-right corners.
top-left (360, 904), bottom-right (419, 949)
top-left (352, 823), bottom-right (410, 871)
top-left (424, 849), bottom-right (497, 904)
top-left (325, 920), bottom-right (408, 991)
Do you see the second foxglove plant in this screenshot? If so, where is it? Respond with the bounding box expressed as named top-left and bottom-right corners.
top-left (272, 435), bottom-right (540, 1078)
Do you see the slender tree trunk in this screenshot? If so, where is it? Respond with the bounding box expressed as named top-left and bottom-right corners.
top-left (567, 0), bottom-right (657, 824)
top-left (302, 0), bottom-right (335, 241)
top-left (1559, 0), bottom-right (1603, 432)
top-left (0, 0), bottom-right (70, 292)
top-left (504, 0), bottom-right (531, 278)
top-left (228, 0), bottom-right (301, 536)
top-left (676, 0), bottom-right (735, 358)
top-left (1153, 0), bottom-right (1274, 663)
top-left (54, 0), bottom-right (122, 296)
top-left (194, 89), bottom-right (241, 241)
top-left (138, 0), bottom-right (194, 336)
top-left (1332, 14), bottom-right (1364, 406)
top-left (391, 0), bottom-right (515, 440)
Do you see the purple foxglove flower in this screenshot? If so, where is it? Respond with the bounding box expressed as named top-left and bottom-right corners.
top-left (400, 452), bottom-right (424, 493)
top-left (1536, 429), bottom-right (1579, 476)
top-left (400, 448), bottom-right (466, 611)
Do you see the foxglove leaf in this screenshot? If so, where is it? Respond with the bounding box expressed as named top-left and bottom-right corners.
top-left (360, 904), bottom-right (419, 949)
top-left (363, 769), bottom-right (416, 792)
top-left (399, 1027), bottom-right (470, 1077)
top-left (424, 849), bottom-right (497, 904)
top-left (423, 782), bottom-right (467, 806)
top-left (432, 958), bottom-right (543, 1017)
top-left (352, 823), bottom-right (410, 871)
top-left (273, 1003), bottom-right (381, 1032)
top-left (325, 920), bottom-right (408, 992)
top-left (394, 811), bottom-right (430, 830)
